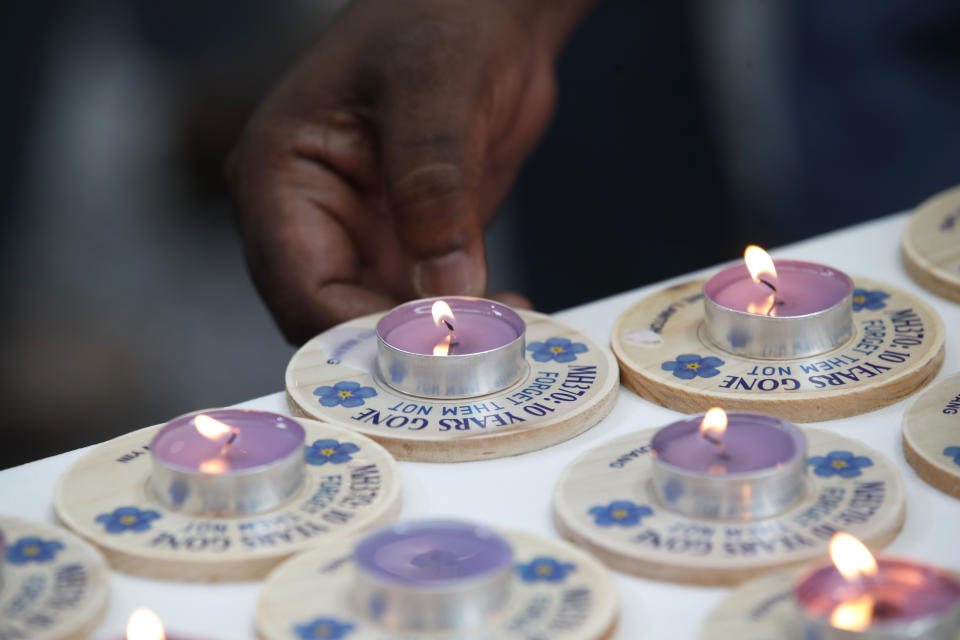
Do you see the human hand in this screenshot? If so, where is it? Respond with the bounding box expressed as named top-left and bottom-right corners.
top-left (228, 0), bottom-right (593, 343)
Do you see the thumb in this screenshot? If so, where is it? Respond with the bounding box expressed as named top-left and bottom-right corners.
top-left (380, 79), bottom-right (488, 299)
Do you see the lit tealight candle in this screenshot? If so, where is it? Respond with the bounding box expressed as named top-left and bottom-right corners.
top-left (376, 297), bottom-right (526, 398)
top-left (703, 246), bottom-right (854, 358)
top-left (352, 520), bottom-right (514, 632)
top-left (795, 533), bottom-right (960, 639)
top-left (150, 409), bottom-right (306, 517)
top-left (650, 409), bottom-right (807, 519)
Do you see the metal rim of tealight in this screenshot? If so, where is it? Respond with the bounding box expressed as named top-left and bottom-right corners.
top-left (375, 297), bottom-right (527, 399)
top-left (702, 260), bottom-right (855, 360)
top-left (0, 528), bottom-right (5, 592)
top-left (148, 409), bottom-right (307, 517)
top-left (351, 520), bottom-right (514, 632)
top-left (793, 559), bottom-right (960, 640)
top-left (649, 412), bottom-right (808, 521)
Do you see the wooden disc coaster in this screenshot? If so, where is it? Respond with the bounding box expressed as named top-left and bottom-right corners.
top-left (0, 515), bottom-right (109, 639)
top-left (255, 529), bottom-right (618, 640)
top-left (699, 569), bottom-right (803, 639)
top-left (902, 184), bottom-right (960, 303)
top-left (53, 419), bottom-right (401, 581)
top-left (552, 427), bottom-right (905, 586)
top-left (286, 310), bottom-right (619, 462)
top-left (903, 371), bottom-right (960, 499)
top-left (611, 277), bottom-right (944, 421)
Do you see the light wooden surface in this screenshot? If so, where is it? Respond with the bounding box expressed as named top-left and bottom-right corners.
top-left (698, 565), bottom-right (960, 640)
top-left (3, 212), bottom-right (960, 639)
top-left (903, 371), bottom-right (960, 499)
top-left (256, 529), bottom-right (618, 640)
top-left (902, 184), bottom-right (960, 303)
top-left (553, 426), bottom-right (905, 585)
top-left (53, 419), bottom-right (401, 581)
top-left (286, 310), bottom-right (619, 462)
top-left (612, 277), bottom-right (944, 421)
top-left (0, 515), bottom-right (109, 639)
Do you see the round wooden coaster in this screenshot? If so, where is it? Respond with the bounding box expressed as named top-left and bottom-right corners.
top-left (611, 277), bottom-right (944, 421)
top-left (902, 184), bottom-right (960, 303)
top-left (552, 427), bottom-right (905, 586)
top-left (699, 569), bottom-right (803, 639)
top-left (285, 310), bottom-right (619, 462)
top-left (53, 419), bottom-right (401, 581)
top-left (255, 529), bottom-right (618, 640)
top-left (903, 371), bottom-right (960, 499)
top-left (699, 568), bottom-right (960, 640)
top-left (0, 515), bottom-right (109, 639)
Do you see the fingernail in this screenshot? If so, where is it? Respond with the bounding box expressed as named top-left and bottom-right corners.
top-left (413, 251), bottom-right (484, 298)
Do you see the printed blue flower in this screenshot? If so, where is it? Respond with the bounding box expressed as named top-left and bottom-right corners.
top-left (313, 381), bottom-right (377, 408)
top-left (943, 446), bottom-right (960, 466)
top-left (661, 354), bottom-right (725, 380)
top-left (527, 337), bottom-right (588, 363)
top-left (294, 617), bottom-right (355, 640)
top-left (588, 500), bottom-right (653, 527)
top-left (306, 439), bottom-right (361, 465)
top-left (95, 506), bottom-right (161, 533)
top-left (807, 451), bottom-right (874, 478)
top-left (516, 557), bottom-right (577, 583)
top-left (6, 537), bottom-right (64, 564)
top-left (852, 288), bottom-right (890, 312)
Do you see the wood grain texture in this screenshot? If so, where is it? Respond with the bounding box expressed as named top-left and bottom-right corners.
top-left (902, 184), bottom-right (960, 303)
top-left (286, 310), bottom-right (619, 462)
top-left (902, 372), bottom-right (960, 499)
top-left (553, 427), bottom-right (905, 586)
top-left (256, 529), bottom-right (618, 640)
top-left (612, 278), bottom-right (944, 422)
top-left (0, 515), bottom-right (109, 639)
top-left (53, 418), bottom-right (401, 581)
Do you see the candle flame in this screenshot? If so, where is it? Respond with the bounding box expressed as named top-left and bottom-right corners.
top-left (431, 300), bottom-right (455, 329)
top-left (830, 593), bottom-right (874, 631)
top-left (744, 245), bottom-right (778, 285)
top-left (199, 458), bottom-right (228, 474)
top-left (746, 294), bottom-right (778, 317)
top-left (127, 607), bottom-right (166, 640)
top-left (431, 300), bottom-right (456, 356)
top-left (830, 533), bottom-right (878, 581)
top-left (194, 414), bottom-right (232, 441)
top-left (433, 335), bottom-right (452, 356)
top-left (699, 407), bottom-right (728, 439)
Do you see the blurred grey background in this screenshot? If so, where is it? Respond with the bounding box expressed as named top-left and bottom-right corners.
top-left (2, 0), bottom-right (959, 468)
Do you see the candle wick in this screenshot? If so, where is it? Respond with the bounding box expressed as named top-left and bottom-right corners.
top-left (221, 429), bottom-right (240, 455)
top-left (442, 319), bottom-right (455, 332)
top-left (759, 278), bottom-right (778, 293)
top-left (701, 431), bottom-right (726, 455)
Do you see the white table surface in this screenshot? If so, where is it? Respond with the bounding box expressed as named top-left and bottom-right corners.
top-left (2, 211), bottom-right (959, 639)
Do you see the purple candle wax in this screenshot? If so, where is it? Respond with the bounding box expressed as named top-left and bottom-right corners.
top-left (151, 409), bottom-right (305, 472)
top-left (705, 260), bottom-right (853, 317)
top-left (652, 413), bottom-right (802, 474)
top-left (377, 298), bottom-right (523, 356)
top-left (354, 520), bottom-right (513, 585)
top-left (796, 559), bottom-right (960, 625)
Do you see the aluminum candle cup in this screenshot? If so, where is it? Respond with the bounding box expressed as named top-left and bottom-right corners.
top-left (795, 559), bottom-right (960, 639)
top-left (650, 412), bottom-right (807, 520)
top-left (352, 520), bottom-right (514, 632)
top-left (376, 297), bottom-right (526, 399)
top-left (703, 259), bottom-right (854, 359)
top-left (149, 409), bottom-right (306, 517)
